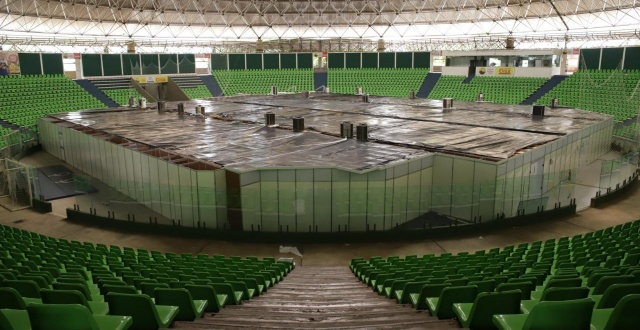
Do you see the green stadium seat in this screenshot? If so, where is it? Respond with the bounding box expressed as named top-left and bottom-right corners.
top-left (185, 284), bottom-right (227, 313)
top-left (426, 285), bottom-right (479, 319)
top-left (590, 294), bottom-right (640, 330)
top-left (105, 292), bottom-right (178, 330)
top-left (493, 298), bottom-right (595, 330)
top-left (0, 309), bottom-right (31, 330)
top-left (521, 287), bottom-right (590, 313)
top-left (453, 290), bottom-right (522, 329)
top-left (26, 303), bottom-right (132, 330)
top-left (154, 288), bottom-right (208, 321)
top-left (40, 289), bottom-right (109, 316)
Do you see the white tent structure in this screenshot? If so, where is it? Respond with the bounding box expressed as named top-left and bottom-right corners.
top-left (1, 0), bottom-right (639, 52)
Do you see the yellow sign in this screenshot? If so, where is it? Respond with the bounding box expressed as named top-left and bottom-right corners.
top-left (495, 67), bottom-right (514, 76)
top-left (154, 76), bottom-right (169, 83)
top-left (132, 76), bottom-right (147, 84)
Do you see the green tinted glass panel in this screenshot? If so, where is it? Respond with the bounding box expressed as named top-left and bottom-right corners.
top-left (624, 47), bottom-right (640, 70)
top-left (281, 54), bottom-right (296, 69)
top-left (600, 48), bottom-right (623, 70)
top-left (328, 53), bottom-right (345, 69)
top-left (178, 54), bottom-right (195, 73)
top-left (102, 54), bottom-right (123, 76)
top-left (210, 54), bottom-right (228, 70)
top-left (264, 54), bottom-right (279, 69)
top-left (345, 53), bottom-right (361, 68)
top-left (159, 54), bottom-right (178, 74)
top-left (395, 52), bottom-right (412, 68)
top-left (246, 54), bottom-right (263, 69)
top-left (81, 54), bottom-right (102, 76)
top-left (122, 54), bottom-right (141, 75)
top-left (228, 54), bottom-right (246, 70)
top-left (141, 54), bottom-right (159, 74)
top-left (42, 53), bottom-right (64, 75)
top-left (579, 49), bottom-right (600, 70)
top-left (413, 52), bottom-right (430, 68)
top-left (297, 53), bottom-right (313, 68)
top-left (362, 53), bottom-right (378, 68)
top-left (379, 52), bottom-right (395, 68)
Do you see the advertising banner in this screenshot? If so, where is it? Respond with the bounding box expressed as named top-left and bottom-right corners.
top-left (477, 66), bottom-right (514, 76)
top-left (0, 52), bottom-right (20, 75)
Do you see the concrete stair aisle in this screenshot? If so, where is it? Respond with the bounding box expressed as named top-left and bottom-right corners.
top-left (174, 266), bottom-right (458, 329)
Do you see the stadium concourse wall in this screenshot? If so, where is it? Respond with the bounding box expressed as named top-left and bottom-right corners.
top-left (39, 114), bottom-right (613, 233)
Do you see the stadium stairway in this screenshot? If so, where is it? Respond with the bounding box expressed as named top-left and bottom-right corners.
top-left (174, 266), bottom-right (457, 329)
top-left (74, 79), bottom-right (119, 108)
top-left (417, 72), bottom-right (441, 98)
top-left (314, 72), bottom-right (328, 91)
top-left (462, 73), bottom-right (475, 84)
top-left (170, 75), bottom-right (205, 88)
top-left (201, 74), bottom-right (224, 96)
top-left (520, 75), bottom-right (569, 105)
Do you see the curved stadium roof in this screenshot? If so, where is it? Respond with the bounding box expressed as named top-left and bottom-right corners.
top-left (0, 0), bottom-right (639, 51)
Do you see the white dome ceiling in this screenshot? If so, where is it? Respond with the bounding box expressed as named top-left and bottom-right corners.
top-left (1, 0), bottom-right (639, 51)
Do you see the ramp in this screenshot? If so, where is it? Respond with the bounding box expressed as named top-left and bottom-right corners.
top-left (416, 72), bottom-right (442, 98)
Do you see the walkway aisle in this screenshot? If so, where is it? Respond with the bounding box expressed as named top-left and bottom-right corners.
top-left (174, 266), bottom-right (459, 329)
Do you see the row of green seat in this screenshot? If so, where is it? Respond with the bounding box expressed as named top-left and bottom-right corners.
top-left (428, 75), bottom-right (547, 104)
top-left (102, 88), bottom-right (146, 106)
top-left (327, 68), bottom-right (428, 97)
top-left (0, 75), bottom-right (105, 129)
top-left (213, 69), bottom-right (314, 96)
top-left (351, 219), bottom-right (640, 329)
top-left (537, 70), bottom-right (640, 122)
top-left (0, 223), bottom-right (293, 329)
top-left (182, 85), bottom-right (213, 99)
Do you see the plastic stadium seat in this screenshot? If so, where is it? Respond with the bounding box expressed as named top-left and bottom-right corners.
top-left (411, 283), bottom-right (451, 310)
top-left (529, 278), bottom-right (583, 300)
top-left (453, 290), bottom-right (522, 329)
top-left (185, 284), bottom-right (227, 313)
top-left (26, 303), bottom-right (132, 330)
top-left (0, 309), bottom-right (30, 330)
top-left (100, 285), bottom-right (138, 296)
top-left (53, 282), bottom-right (104, 302)
top-left (496, 282), bottom-right (534, 300)
top-left (106, 292), bottom-right (178, 330)
top-left (3, 279), bottom-right (42, 299)
top-left (154, 288), bottom-right (208, 321)
top-left (592, 283), bottom-right (640, 309)
top-left (426, 285), bottom-right (479, 319)
top-left (590, 294), bottom-right (640, 330)
top-left (520, 287), bottom-right (590, 313)
top-left (493, 298), bottom-right (595, 330)
top-left (590, 275), bottom-right (634, 295)
top-left (0, 287), bottom-right (38, 309)
top-left (40, 289), bottom-right (110, 316)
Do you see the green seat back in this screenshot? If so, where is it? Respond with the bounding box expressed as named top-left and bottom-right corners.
top-left (40, 289), bottom-right (90, 310)
top-left (26, 304), bottom-right (99, 330)
top-left (468, 280), bottom-right (495, 294)
top-left (496, 282), bottom-right (534, 300)
top-left (52, 282), bottom-right (91, 301)
top-left (592, 275), bottom-right (634, 295)
top-left (140, 282), bottom-right (169, 298)
top-left (523, 298), bottom-right (595, 330)
top-left (100, 284), bottom-right (138, 296)
top-left (597, 283), bottom-right (640, 309)
top-left (3, 280), bottom-right (41, 299)
top-left (154, 288), bottom-right (197, 321)
top-left (540, 287), bottom-right (589, 301)
top-left (105, 293), bottom-right (162, 330)
top-left (467, 290), bottom-right (522, 329)
top-left (435, 285), bottom-right (478, 319)
top-left (422, 283), bottom-right (451, 297)
top-left (0, 287), bottom-right (28, 309)
top-left (185, 284), bottom-right (221, 312)
top-left (603, 294), bottom-right (640, 330)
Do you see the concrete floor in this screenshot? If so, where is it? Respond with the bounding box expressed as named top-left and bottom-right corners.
top-left (2, 150), bottom-right (639, 266)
